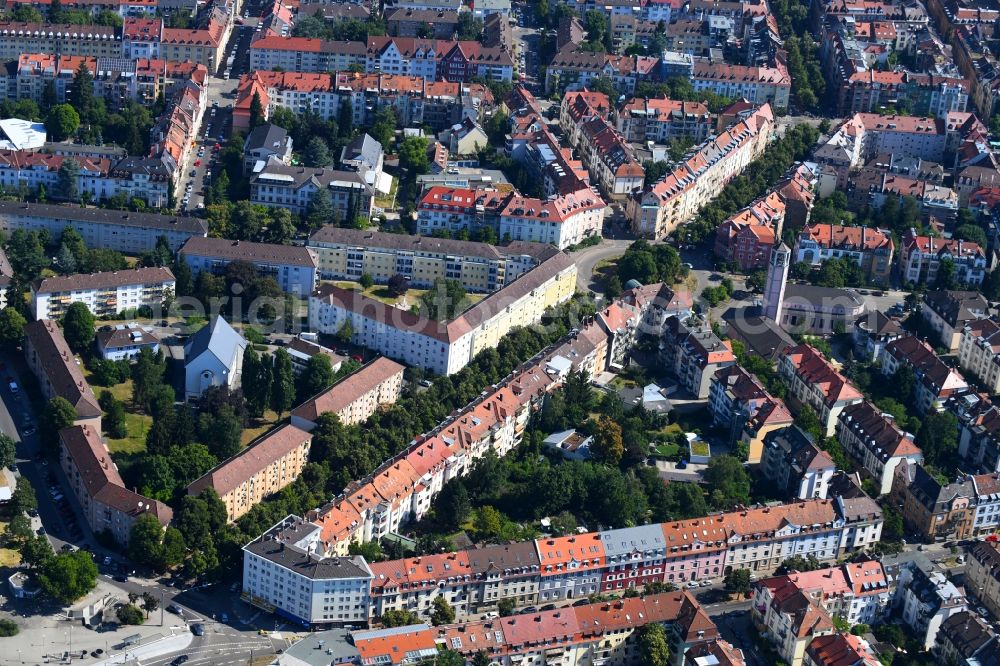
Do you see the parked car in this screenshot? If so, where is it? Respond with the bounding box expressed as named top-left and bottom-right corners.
top-left (190, 624), bottom-right (205, 636)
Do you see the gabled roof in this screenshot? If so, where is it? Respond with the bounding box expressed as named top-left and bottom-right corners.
top-left (184, 317), bottom-right (247, 373)
top-left (24, 319), bottom-right (101, 419)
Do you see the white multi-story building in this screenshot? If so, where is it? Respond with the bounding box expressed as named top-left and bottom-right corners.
top-left (837, 401), bottom-right (924, 496)
top-left (899, 229), bottom-right (987, 286)
top-left (879, 336), bottom-right (969, 415)
top-left (958, 319), bottom-right (1000, 393)
top-left (309, 251), bottom-right (577, 375)
top-left (0, 201), bottom-right (206, 252)
top-left (31, 267), bottom-right (175, 321)
top-left (660, 315), bottom-right (737, 399)
top-left (691, 60), bottom-right (792, 112)
top-left (416, 186), bottom-right (607, 250)
top-left (242, 516), bottom-right (374, 627)
top-left (249, 159), bottom-right (374, 220)
top-left (778, 344), bottom-right (864, 437)
top-left (179, 237), bottom-right (318, 295)
top-left (616, 97), bottom-right (713, 144)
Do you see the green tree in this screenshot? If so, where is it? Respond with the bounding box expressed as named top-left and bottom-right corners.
top-left (116, 604), bottom-right (144, 625)
top-left (456, 11), bottom-right (484, 40)
top-left (637, 623), bottom-right (671, 666)
top-left (298, 354), bottom-right (336, 402)
top-left (128, 513), bottom-right (166, 569)
top-left (590, 415), bottom-right (624, 466)
top-left (724, 568), bottom-right (752, 597)
top-left (38, 550), bottom-right (98, 603)
top-left (141, 591), bottom-right (158, 618)
top-left (360, 273), bottom-right (375, 289)
top-left (498, 598), bottom-right (516, 617)
top-left (55, 158), bottom-right (81, 202)
top-left (704, 455), bottom-right (751, 510)
top-left (46, 104), bottom-right (80, 141)
top-left (6, 514), bottom-right (33, 544)
top-left (40, 397), bottom-right (77, 455)
top-left (430, 595), bottom-right (455, 626)
top-left (303, 136), bottom-right (333, 167)
top-left (19, 535), bottom-right (53, 569)
top-left (380, 609), bottom-right (420, 627)
top-left (399, 135), bottom-right (430, 176)
top-left (269, 348), bottom-right (295, 417)
top-left (954, 223), bottom-right (987, 247)
top-left (0, 308), bottom-right (26, 350)
top-left (793, 405), bottom-right (823, 440)
top-left (0, 619), bottom-right (18, 636)
top-left (306, 188), bottom-right (335, 230)
top-left (61, 302), bottom-right (96, 352)
top-left (241, 349), bottom-right (272, 419)
top-left (101, 391), bottom-right (128, 439)
top-left (916, 411), bottom-right (959, 472)
top-left (249, 92), bottom-right (266, 129)
top-left (419, 278), bottom-right (469, 320)
top-left (198, 405), bottom-right (243, 460)
top-left (0, 434), bottom-right (15, 469)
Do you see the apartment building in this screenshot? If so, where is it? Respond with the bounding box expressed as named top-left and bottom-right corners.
top-left (416, 186), bottom-right (607, 250)
top-left (958, 318), bottom-right (1000, 393)
top-left (59, 424), bottom-right (171, 546)
top-left (179, 237), bottom-right (317, 295)
top-left (309, 251), bottom-right (577, 375)
top-left (891, 554), bottom-right (967, 650)
top-left (543, 48), bottom-right (659, 96)
top-left (187, 424), bottom-right (312, 522)
top-left (714, 191), bottom-right (782, 271)
top-left (245, 497), bottom-right (882, 628)
top-left (778, 344), bottom-right (864, 437)
top-left (158, 11), bottom-right (229, 73)
top-left (95, 324), bottom-right (159, 361)
top-left (617, 97), bottom-right (713, 144)
top-left (836, 401), bottom-right (924, 496)
top-left (23, 320), bottom-right (102, 429)
top-left (0, 23), bottom-right (121, 61)
top-left (249, 159), bottom-right (374, 220)
top-left (249, 36), bottom-right (367, 74)
top-left (880, 336), bottom-right (969, 414)
top-left (891, 462), bottom-right (975, 542)
top-left (629, 105), bottom-right (774, 239)
top-left (934, 611), bottom-right (999, 666)
top-left (660, 315), bottom-right (737, 399)
top-left (31, 267), bottom-right (175, 321)
top-left (306, 227), bottom-right (549, 291)
top-left (754, 561), bottom-right (891, 630)
top-left (899, 230), bottom-right (987, 287)
top-left (806, 633), bottom-right (881, 666)
top-left (574, 116), bottom-right (645, 200)
top-left (242, 516), bottom-right (374, 627)
top-left (709, 364), bottom-right (793, 464)
top-left (0, 201), bottom-right (206, 253)
top-left (853, 311), bottom-right (904, 362)
top-left (690, 59), bottom-right (792, 112)
top-left (386, 8), bottom-right (459, 38)
top-left (291, 358), bottom-right (405, 430)
top-left (922, 290), bottom-right (990, 352)
top-left (794, 224), bottom-right (894, 283)
top-left (760, 426), bottom-right (836, 501)
top-left (966, 541), bottom-right (1000, 621)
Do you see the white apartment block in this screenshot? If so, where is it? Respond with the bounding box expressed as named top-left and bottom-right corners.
top-left (249, 159), bottom-right (374, 219)
top-left (309, 252), bottom-right (577, 375)
top-left (837, 401), bottom-right (924, 496)
top-left (0, 201), bottom-right (206, 252)
top-left (31, 267), bottom-right (175, 321)
top-left (958, 319), bottom-right (1000, 393)
top-left (242, 516), bottom-right (373, 627)
top-left (899, 231), bottom-right (987, 287)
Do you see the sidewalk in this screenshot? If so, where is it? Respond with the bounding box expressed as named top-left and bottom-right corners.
top-left (94, 631), bottom-right (193, 665)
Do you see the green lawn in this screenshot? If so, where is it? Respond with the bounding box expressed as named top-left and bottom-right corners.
top-left (107, 412), bottom-right (151, 455)
top-left (650, 442), bottom-right (679, 458)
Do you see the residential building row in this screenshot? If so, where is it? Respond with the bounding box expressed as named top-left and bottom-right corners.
top-left (778, 344), bottom-right (864, 437)
top-left (792, 224), bottom-right (895, 284)
top-left (232, 70), bottom-right (495, 133)
top-left (879, 334), bottom-right (969, 414)
top-left (559, 90), bottom-right (645, 201)
top-left (660, 315), bottom-right (737, 399)
top-left (23, 318), bottom-right (103, 429)
top-left (3, 53), bottom-right (208, 112)
top-left (0, 149), bottom-right (175, 209)
top-left (308, 249), bottom-right (578, 375)
top-left (0, 200), bottom-right (207, 253)
top-left (898, 228), bottom-right (987, 286)
top-left (305, 226), bottom-right (555, 292)
top-left (714, 163), bottom-right (818, 272)
top-left (179, 236), bottom-right (319, 295)
top-left (248, 35), bottom-right (513, 82)
top-left (291, 357), bottom-right (406, 430)
top-left (248, 157), bottom-right (375, 222)
top-left (890, 462), bottom-right (1000, 542)
top-left (30, 267), bottom-right (175, 321)
top-left (628, 104), bottom-right (774, 239)
top-left (415, 184), bottom-right (606, 250)
top-left (59, 424), bottom-right (173, 546)
top-left (187, 424), bottom-right (313, 523)
top-left (244, 495), bottom-right (883, 628)
top-left (0, 12), bottom-right (230, 72)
